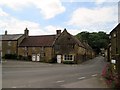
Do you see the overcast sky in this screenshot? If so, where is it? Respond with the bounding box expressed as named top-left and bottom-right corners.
top-left (0, 0), bottom-right (119, 35)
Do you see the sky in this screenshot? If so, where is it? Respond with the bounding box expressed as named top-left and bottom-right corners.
top-left (0, 0), bottom-right (119, 35)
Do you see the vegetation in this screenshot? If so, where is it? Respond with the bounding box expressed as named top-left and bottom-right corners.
top-left (48, 57), bottom-right (57, 63)
top-left (4, 54), bottom-right (17, 59)
top-left (63, 61), bottom-right (75, 64)
top-left (102, 64), bottom-right (120, 88)
top-left (76, 31), bottom-right (109, 54)
top-left (4, 54), bottom-right (32, 61)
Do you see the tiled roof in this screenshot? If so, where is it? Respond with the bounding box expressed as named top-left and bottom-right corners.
top-left (0, 34), bottom-right (23, 40)
top-left (83, 42), bottom-right (93, 50)
top-left (19, 35), bottom-right (56, 47)
top-left (61, 29), bottom-right (85, 48)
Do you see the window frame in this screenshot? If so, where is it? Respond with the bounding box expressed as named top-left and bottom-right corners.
top-left (63, 54), bottom-right (74, 61)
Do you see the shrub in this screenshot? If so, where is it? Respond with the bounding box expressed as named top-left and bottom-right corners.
top-left (28, 55), bottom-right (32, 61)
top-left (17, 55), bottom-right (22, 60)
top-left (4, 54), bottom-right (17, 59)
top-left (63, 61), bottom-right (75, 64)
top-left (102, 64), bottom-right (120, 88)
top-left (48, 57), bottom-right (57, 63)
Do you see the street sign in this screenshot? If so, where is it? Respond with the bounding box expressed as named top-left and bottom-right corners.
top-left (111, 59), bottom-right (116, 64)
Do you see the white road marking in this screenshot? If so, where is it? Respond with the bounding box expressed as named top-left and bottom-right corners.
top-left (49, 64), bottom-right (52, 66)
top-left (92, 74), bottom-right (98, 77)
top-left (78, 77), bottom-right (86, 80)
top-left (56, 80), bottom-right (65, 83)
top-left (11, 86), bottom-right (17, 88)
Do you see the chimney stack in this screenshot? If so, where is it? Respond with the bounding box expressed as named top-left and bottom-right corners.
top-left (5, 30), bottom-right (7, 35)
top-left (24, 28), bottom-right (29, 38)
top-left (56, 30), bottom-right (61, 36)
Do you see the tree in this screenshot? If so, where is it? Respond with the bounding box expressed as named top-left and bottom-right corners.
top-left (75, 31), bottom-right (109, 54)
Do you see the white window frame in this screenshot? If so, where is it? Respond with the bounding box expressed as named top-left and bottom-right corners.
top-left (63, 54), bottom-right (74, 61)
top-left (8, 41), bottom-right (11, 46)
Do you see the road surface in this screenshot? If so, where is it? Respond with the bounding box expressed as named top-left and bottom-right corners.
top-left (2, 56), bottom-right (108, 88)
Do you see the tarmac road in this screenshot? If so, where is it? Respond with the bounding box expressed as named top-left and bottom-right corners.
top-left (2, 56), bottom-right (108, 88)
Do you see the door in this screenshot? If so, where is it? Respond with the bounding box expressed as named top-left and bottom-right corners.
top-left (57, 55), bottom-right (61, 63)
top-left (37, 54), bottom-right (40, 61)
top-left (32, 54), bottom-right (36, 61)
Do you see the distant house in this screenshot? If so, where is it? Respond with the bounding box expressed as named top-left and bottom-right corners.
top-left (110, 23), bottom-right (120, 57)
top-left (18, 32), bottom-right (56, 62)
top-left (54, 29), bottom-right (86, 63)
top-left (1, 28), bottom-right (95, 63)
top-left (109, 23), bottom-right (120, 74)
top-left (0, 30), bottom-right (25, 57)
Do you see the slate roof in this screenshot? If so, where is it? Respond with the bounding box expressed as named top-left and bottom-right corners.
top-left (110, 23), bottom-right (120, 34)
top-left (19, 35), bottom-right (56, 47)
top-left (0, 34), bottom-right (23, 41)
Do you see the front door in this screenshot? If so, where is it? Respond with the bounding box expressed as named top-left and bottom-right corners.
top-left (57, 55), bottom-right (61, 63)
top-left (37, 54), bottom-right (40, 61)
top-left (32, 54), bottom-right (36, 61)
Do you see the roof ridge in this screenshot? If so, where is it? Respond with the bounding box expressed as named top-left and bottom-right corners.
top-left (1, 34), bottom-right (23, 36)
top-left (29, 34), bottom-right (56, 37)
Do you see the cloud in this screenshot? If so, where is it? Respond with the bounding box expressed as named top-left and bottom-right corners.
top-left (44, 25), bottom-right (80, 35)
top-left (0, 8), bottom-right (8, 16)
top-left (0, 18), bottom-right (42, 35)
top-left (34, 0), bottom-right (65, 19)
top-left (0, 8), bottom-right (43, 35)
top-left (0, 8), bottom-right (63, 35)
top-left (67, 6), bottom-right (118, 33)
top-left (0, 0), bottom-right (65, 19)
top-left (44, 25), bottom-right (63, 34)
top-left (95, 0), bottom-right (119, 4)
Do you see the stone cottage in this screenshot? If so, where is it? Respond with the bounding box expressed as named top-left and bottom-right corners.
top-left (1, 28), bottom-right (95, 63)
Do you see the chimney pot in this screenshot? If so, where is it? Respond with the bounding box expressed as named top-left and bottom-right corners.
top-left (5, 30), bottom-right (7, 35)
top-left (56, 30), bottom-right (61, 35)
top-left (24, 28), bottom-right (29, 37)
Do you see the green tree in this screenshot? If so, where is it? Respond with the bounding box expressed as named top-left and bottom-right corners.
top-left (75, 31), bottom-right (109, 54)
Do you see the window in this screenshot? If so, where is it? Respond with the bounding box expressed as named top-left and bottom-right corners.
top-left (68, 44), bottom-right (74, 49)
top-left (55, 45), bottom-right (60, 50)
top-left (64, 55), bottom-right (74, 61)
top-left (113, 33), bottom-right (116, 38)
top-left (24, 47), bottom-right (28, 56)
top-left (8, 41), bottom-right (11, 46)
top-left (116, 48), bottom-right (118, 54)
top-left (24, 47), bottom-right (27, 50)
top-left (41, 52), bottom-right (45, 57)
top-left (67, 37), bottom-right (71, 40)
top-left (41, 47), bottom-right (44, 51)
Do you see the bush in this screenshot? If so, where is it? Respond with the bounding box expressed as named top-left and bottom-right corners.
top-left (22, 56), bottom-right (31, 61)
top-left (28, 55), bottom-right (32, 61)
top-left (17, 55), bottom-right (22, 60)
top-left (102, 64), bottom-right (120, 88)
top-left (48, 57), bottom-right (57, 63)
top-left (4, 54), bottom-right (17, 59)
